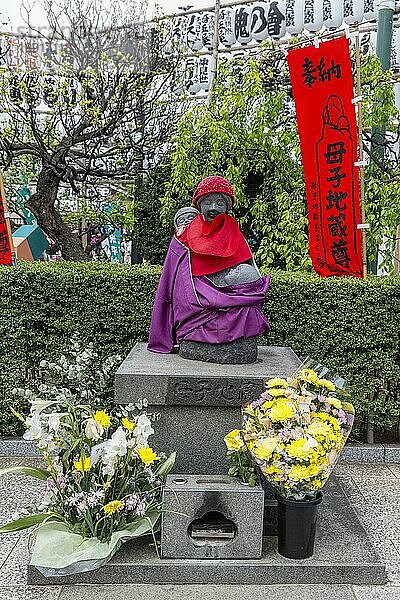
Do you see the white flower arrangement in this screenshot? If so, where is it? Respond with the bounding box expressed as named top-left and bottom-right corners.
top-left (0, 341), bottom-right (175, 575)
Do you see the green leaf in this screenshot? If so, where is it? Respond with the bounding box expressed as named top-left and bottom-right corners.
top-left (155, 452), bottom-right (176, 479)
top-left (0, 513), bottom-right (59, 533)
top-left (0, 465), bottom-right (51, 481)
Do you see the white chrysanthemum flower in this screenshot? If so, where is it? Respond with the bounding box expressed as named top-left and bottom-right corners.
top-left (23, 413), bottom-right (43, 441)
top-left (101, 427), bottom-right (128, 477)
top-left (133, 415), bottom-right (154, 445)
top-left (85, 418), bottom-right (104, 441)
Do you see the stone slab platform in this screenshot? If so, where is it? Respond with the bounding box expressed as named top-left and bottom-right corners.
top-left (115, 343), bottom-right (301, 406)
top-left (28, 477), bottom-right (387, 586)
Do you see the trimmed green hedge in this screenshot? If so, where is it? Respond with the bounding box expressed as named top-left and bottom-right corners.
top-left (0, 262), bottom-right (399, 436)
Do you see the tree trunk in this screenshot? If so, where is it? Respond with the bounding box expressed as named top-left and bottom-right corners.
top-left (26, 165), bottom-right (88, 261)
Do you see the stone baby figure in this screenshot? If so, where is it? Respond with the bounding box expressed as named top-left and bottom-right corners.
top-left (148, 176), bottom-right (270, 363)
top-left (174, 206), bottom-right (199, 238)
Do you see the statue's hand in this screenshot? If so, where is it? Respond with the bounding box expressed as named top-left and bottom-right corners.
top-left (207, 263), bottom-right (260, 287)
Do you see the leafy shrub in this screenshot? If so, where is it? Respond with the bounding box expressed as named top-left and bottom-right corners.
top-left (0, 262), bottom-right (399, 436)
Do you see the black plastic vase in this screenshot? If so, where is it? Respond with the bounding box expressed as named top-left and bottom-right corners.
top-left (276, 492), bottom-right (322, 559)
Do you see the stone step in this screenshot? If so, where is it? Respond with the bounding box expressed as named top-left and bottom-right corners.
top-left (27, 477), bottom-right (387, 586)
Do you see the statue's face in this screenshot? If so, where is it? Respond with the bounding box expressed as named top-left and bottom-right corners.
top-left (175, 211), bottom-right (198, 227)
top-left (198, 193), bottom-right (229, 222)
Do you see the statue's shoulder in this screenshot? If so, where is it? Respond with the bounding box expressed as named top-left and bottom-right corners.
top-left (171, 235), bottom-right (189, 254)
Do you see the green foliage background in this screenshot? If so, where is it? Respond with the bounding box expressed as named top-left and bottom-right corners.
top-left (161, 50), bottom-right (400, 273)
top-left (1, 263), bottom-right (399, 437)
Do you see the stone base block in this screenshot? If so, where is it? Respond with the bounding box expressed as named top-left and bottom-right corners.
top-left (161, 475), bottom-right (264, 559)
top-left (179, 337), bottom-right (258, 364)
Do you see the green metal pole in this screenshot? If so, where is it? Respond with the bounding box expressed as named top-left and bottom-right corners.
top-left (370, 0), bottom-right (395, 273)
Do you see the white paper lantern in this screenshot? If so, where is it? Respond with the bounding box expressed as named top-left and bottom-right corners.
top-left (198, 55), bottom-right (212, 91)
top-left (267, 0), bottom-right (286, 39)
top-left (185, 57), bottom-right (201, 95)
top-left (172, 16), bottom-right (187, 51)
top-left (202, 12), bottom-right (214, 51)
top-left (323, 0), bottom-right (343, 28)
top-left (162, 20), bottom-right (174, 55)
top-left (359, 30), bottom-right (377, 56)
top-left (363, 0), bottom-right (377, 21)
top-left (343, 0), bottom-right (363, 25)
top-left (186, 14), bottom-right (203, 50)
top-left (219, 8), bottom-right (236, 47)
top-left (391, 25), bottom-right (400, 72)
top-left (0, 36), bottom-right (7, 67)
top-left (251, 2), bottom-right (270, 42)
top-left (304, 0), bottom-right (323, 31)
top-left (394, 82), bottom-right (400, 110)
top-left (285, 0), bottom-right (304, 34)
top-left (235, 5), bottom-right (252, 45)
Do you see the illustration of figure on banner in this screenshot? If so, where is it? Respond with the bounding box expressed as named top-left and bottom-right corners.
top-left (316, 94), bottom-right (357, 272)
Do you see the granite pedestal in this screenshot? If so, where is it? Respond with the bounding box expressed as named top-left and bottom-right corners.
top-left (114, 343), bottom-right (302, 475)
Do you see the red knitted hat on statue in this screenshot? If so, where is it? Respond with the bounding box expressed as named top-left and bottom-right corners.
top-left (192, 176), bottom-right (236, 208)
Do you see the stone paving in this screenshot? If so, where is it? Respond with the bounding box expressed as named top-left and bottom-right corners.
top-left (0, 457), bottom-right (399, 600)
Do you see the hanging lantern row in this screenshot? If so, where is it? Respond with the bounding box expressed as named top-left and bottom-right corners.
top-left (163, 0), bottom-right (378, 53)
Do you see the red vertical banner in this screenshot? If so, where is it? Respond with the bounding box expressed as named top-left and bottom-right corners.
top-left (0, 191), bottom-right (12, 265)
top-left (287, 36), bottom-right (363, 278)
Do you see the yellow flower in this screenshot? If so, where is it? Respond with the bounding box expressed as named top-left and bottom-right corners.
top-left (122, 417), bottom-right (135, 431)
top-left (137, 446), bottom-right (159, 466)
top-left (307, 421), bottom-right (332, 440)
top-left (318, 378), bottom-right (336, 391)
top-left (224, 429), bottom-right (244, 451)
top-left (269, 402), bottom-right (295, 422)
top-left (266, 378), bottom-right (288, 389)
top-left (74, 456), bottom-right (91, 472)
top-left (103, 500), bottom-right (124, 516)
top-left (253, 438), bottom-right (277, 461)
top-left (246, 439), bottom-right (256, 451)
top-left (307, 464), bottom-right (319, 476)
top-left (94, 410), bottom-right (111, 429)
top-left (299, 369), bottom-right (319, 385)
top-left (342, 401), bottom-right (355, 415)
top-left (286, 438), bottom-right (314, 460)
top-left (263, 464), bottom-right (283, 475)
top-left (268, 388), bottom-right (287, 398)
top-left (261, 400), bottom-right (274, 410)
top-left (289, 464), bottom-right (311, 481)
top-left (309, 478), bottom-right (323, 489)
top-left (328, 397), bottom-right (342, 409)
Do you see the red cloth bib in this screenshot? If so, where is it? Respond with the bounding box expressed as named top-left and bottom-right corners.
top-left (186, 214), bottom-right (252, 276)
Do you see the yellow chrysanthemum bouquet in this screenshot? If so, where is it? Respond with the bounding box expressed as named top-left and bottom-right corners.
top-left (226, 365), bottom-right (355, 501)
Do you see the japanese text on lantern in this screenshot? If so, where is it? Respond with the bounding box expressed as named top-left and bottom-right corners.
top-left (287, 36), bottom-right (362, 277)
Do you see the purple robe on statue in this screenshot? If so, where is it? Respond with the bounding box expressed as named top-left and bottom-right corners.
top-left (148, 237), bottom-right (270, 353)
